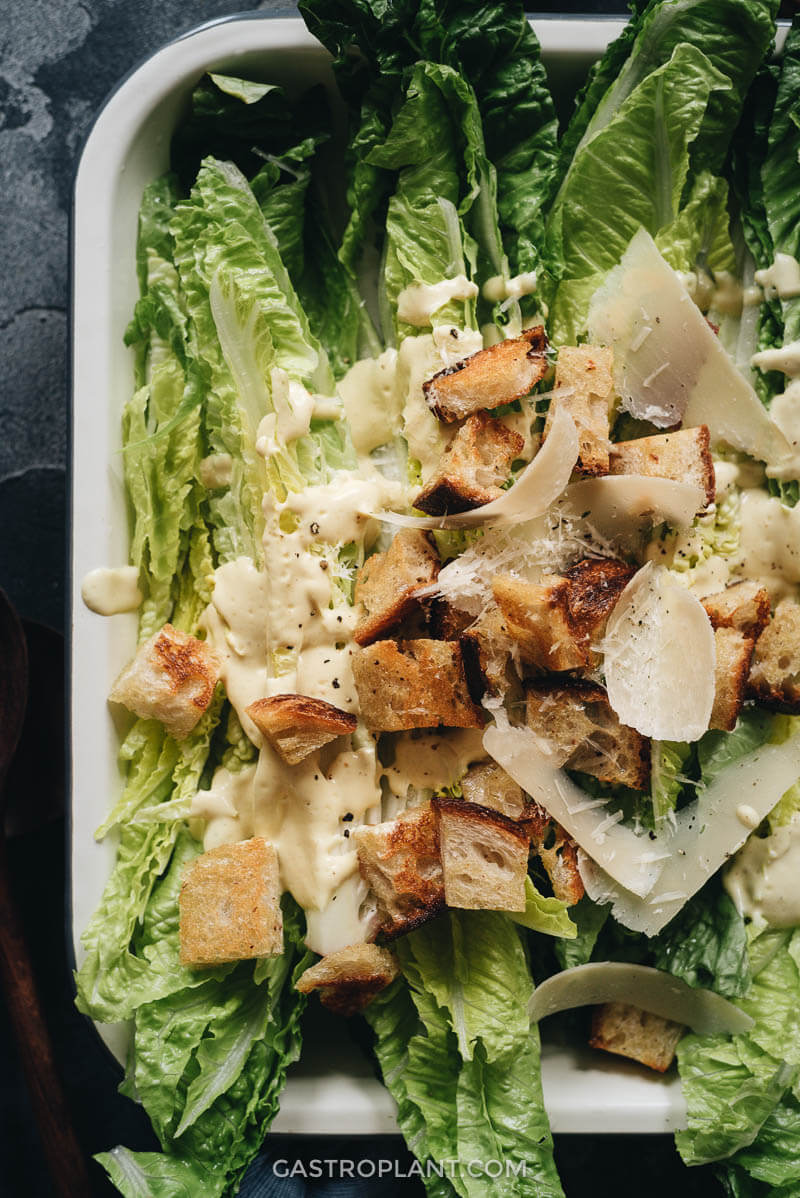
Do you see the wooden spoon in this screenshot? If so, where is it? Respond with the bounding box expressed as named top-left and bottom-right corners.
top-left (0, 589), bottom-right (92, 1195)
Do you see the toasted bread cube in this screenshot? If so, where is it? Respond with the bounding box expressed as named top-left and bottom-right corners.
top-left (428, 599), bottom-right (475, 641)
top-left (433, 798), bottom-right (528, 911)
top-left (460, 761), bottom-right (527, 819)
top-left (246, 694), bottom-right (357, 765)
top-left (295, 943), bottom-right (399, 1016)
top-left (563, 556), bottom-right (635, 666)
top-left (543, 345), bottom-right (614, 475)
top-left (354, 805), bottom-right (444, 936)
top-left (354, 530), bottom-right (440, 646)
top-left (352, 639), bottom-right (484, 731)
top-left (492, 574), bottom-right (588, 671)
top-left (525, 679), bottom-right (650, 790)
top-left (609, 426), bottom-right (715, 511)
top-left (521, 802), bottom-right (585, 905)
top-left (589, 1002), bottom-right (684, 1073)
top-left (702, 580), bottom-right (771, 639)
top-left (748, 599), bottom-right (800, 712)
top-left (109, 623), bottom-right (221, 740)
top-left (423, 326), bottom-right (549, 422)
top-left (710, 627), bottom-right (754, 732)
top-left (179, 838), bottom-right (282, 968)
top-left (460, 605), bottom-right (515, 697)
top-left (413, 413), bottom-right (524, 516)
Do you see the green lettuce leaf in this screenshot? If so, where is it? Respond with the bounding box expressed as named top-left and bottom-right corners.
top-left (546, 43), bottom-right (729, 339)
top-left (508, 877), bottom-right (577, 940)
top-left (696, 708), bottom-right (778, 788)
top-left (366, 910), bottom-right (565, 1198)
top-left (396, 910), bottom-right (531, 1063)
top-left (676, 930), bottom-right (800, 1166)
top-left (650, 740), bottom-right (692, 827)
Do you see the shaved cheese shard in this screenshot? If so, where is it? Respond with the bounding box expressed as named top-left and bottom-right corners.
top-left (561, 475), bottom-right (704, 543)
top-left (588, 228), bottom-right (793, 469)
top-left (528, 963), bottom-right (752, 1036)
top-left (483, 723), bottom-right (666, 898)
top-left (602, 562), bottom-right (715, 741)
top-left (579, 731), bottom-right (800, 936)
top-left (373, 406), bottom-right (579, 530)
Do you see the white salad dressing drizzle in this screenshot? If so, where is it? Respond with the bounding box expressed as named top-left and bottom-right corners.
top-left (482, 272), bottom-right (538, 303)
top-left (725, 816), bottom-right (800, 928)
top-left (754, 253), bottom-right (800, 301)
top-left (396, 275), bottom-right (479, 326)
top-left (81, 566), bottom-right (142, 615)
top-left (198, 453), bottom-right (234, 489)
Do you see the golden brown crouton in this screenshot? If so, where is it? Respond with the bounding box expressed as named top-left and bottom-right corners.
top-left (710, 626), bottom-right (754, 732)
top-left (423, 326), bottom-right (549, 422)
top-left (460, 605), bottom-right (515, 698)
top-left (428, 598), bottom-right (475, 641)
top-left (353, 529), bottom-right (440, 646)
top-left (492, 574), bottom-right (588, 672)
top-left (433, 797), bottom-right (529, 912)
top-left (563, 557), bottom-right (635, 665)
top-left (413, 412), bottom-right (524, 516)
top-left (748, 599), bottom-right (800, 712)
top-left (109, 623), bottom-right (221, 740)
top-left (295, 943), bottom-right (399, 1016)
top-left (543, 345), bottom-right (614, 475)
top-left (525, 679), bottom-right (650, 790)
top-left (702, 580), bottom-right (771, 640)
top-left (521, 802), bottom-right (585, 906)
top-left (460, 761), bottom-right (527, 819)
top-left (589, 1002), bottom-right (684, 1073)
top-left (246, 694), bottom-right (357, 764)
top-left (609, 426), bottom-right (715, 510)
top-left (352, 639), bottom-right (484, 731)
top-left (353, 805), bottom-right (445, 937)
top-left (179, 838), bottom-right (282, 968)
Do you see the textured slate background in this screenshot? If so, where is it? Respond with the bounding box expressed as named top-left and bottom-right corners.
top-left (1, 3), bottom-right (725, 1196)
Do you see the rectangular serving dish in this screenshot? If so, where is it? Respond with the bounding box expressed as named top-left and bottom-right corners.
top-left (70, 13), bottom-right (686, 1136)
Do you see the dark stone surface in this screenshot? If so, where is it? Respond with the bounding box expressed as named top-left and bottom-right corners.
top-left (0, 2), bottom-right (729, 1196)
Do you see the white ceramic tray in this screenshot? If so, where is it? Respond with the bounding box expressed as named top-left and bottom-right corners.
top-left (70, 13), bottom-right (686, 1136)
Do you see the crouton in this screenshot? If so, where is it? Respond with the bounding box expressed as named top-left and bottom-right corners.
top-left (459, 761), bottom-right (527, 819)
top-left (179, 837), bottom-right (282, 968)
top-left (352, 639), bottom-right (484, 731)
top-left (295, 943), bottom-right (399, 1016)
top-left (710, 626), bottom-right (754, 732)
top-left (423, 326), bottom-right (549, 422)
top-left (433, 797), bottom-right (529, 912)
top-left (748, 599), bottom-right (800, 712)
top-left (246, 694), bottom-right (357, 765)
top-left (589, 1002), bottom-right (684, 1073)
top-left (460, 605), bottom-right (515, 697)
top-left (609, 426), bottom-right (715, 510)
top-left (702, 580), bottom-right (771, 639)
top-left (428, 599), bottom-right (475, 641)
top-left (522, 802), bottom-right (585, 905)
top-left (525, 679), bottom-right (650, 790)
top-left (353, 805), bottom-right (444, 936)
top-left (354, 530), bottom-right (440, 646)
top-left (543, 345), bottom-right (614, 475)
top-left (413, 413), bottom-right (524, 515)
top-left (109, 623), bottom-right (221, 740)
top-left (492, 574), bottom-right (588, 672)
top-left (563, 556), bottom-right (635, 665)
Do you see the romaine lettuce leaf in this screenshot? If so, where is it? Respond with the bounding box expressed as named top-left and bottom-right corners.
top-left (366, 910), bottom-right (565, 1198)
top-left (676, 930), bottom-right (800, 1166)
top-left (508, 877), bottom-right (577, 940)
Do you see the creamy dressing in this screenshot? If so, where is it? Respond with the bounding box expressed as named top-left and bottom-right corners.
top-left (735, 489), bottom-right (800, 601)
top-left (200, 557), bottom-right (270, 742)
top-left (396, 275), bottom-right (479, 326)
top-left (725, 816), bottom-right (800, 927)
top-left (336, 350), bottom-right (401, 455)
top-left (198, 453), bottom-right (233, 489)
top-left (752, 340), bottom-right (800, 378)
top-left (255, 369), bottom-right (315, 456)
top-left (679, 269), bottom-right (748, 317)
top-left (382, 728), bottom-right (488, 800)
top-left (81, 566), bottom-right (142, 615)
top-left (754, 253), bottom-right (800, 301)
top-left (482, 272), bottom-right (538, 303)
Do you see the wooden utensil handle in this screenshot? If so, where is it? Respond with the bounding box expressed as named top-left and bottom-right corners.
top-left (0, 839), bottom-right (93, 1196)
